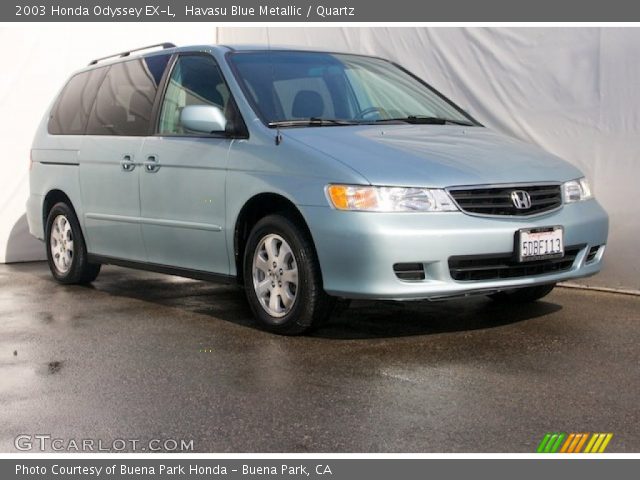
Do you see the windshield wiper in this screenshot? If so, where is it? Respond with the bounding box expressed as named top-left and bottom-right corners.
top-left (371, 115), bottom-right (474, 126)
top-left (268, 116), bottom-right (475, 127)
top-left (268, 118), bottom-right (360, 127)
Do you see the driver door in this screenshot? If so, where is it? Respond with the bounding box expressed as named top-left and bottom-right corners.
top-left (138, 53), bottom-right (233, 274)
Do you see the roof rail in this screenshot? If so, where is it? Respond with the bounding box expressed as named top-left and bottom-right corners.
top-left (88, 42), bottom-right (176, 66)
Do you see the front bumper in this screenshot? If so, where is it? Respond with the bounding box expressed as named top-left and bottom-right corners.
top-left (301, 199), bottom-right (609, 300)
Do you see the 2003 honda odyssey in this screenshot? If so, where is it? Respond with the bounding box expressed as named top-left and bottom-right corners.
top-left (28, 43), bottom-right (609, 334)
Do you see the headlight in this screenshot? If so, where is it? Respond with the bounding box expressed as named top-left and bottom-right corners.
top-left (563, 177), bottom-right (593, 203)
top-left (326, 184), bottom-right (458, 212)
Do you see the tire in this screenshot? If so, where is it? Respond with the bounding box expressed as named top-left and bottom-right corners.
top-left (243, 214), bottom-right (335, 335)
top-left (488, 283), bottom-right (556, 303)
top-left (45, 202), bottom-right (101, 285)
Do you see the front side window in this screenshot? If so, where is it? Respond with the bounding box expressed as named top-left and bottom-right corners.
top-left (86, 54), bottom-right (170, 136)
top-left (158, 55), bottom-right (231, 135)
top-left (228, 51), bottom-right (474, 126)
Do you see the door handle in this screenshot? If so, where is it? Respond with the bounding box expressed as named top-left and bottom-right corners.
top-left (143, 155), bottom-right (160, 173)
top-left (120, 154), bottom-right (135, 172)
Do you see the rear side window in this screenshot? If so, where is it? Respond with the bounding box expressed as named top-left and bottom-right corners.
top-left (48, 68), bottom-right (107, 135)
top-left (86, 54), bottom-right (170, 136)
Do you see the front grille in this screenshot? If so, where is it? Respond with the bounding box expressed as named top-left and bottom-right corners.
top-left (448, 184), bottom-right (562, 216)
top-left (449, 245), bottom-right (583, 281)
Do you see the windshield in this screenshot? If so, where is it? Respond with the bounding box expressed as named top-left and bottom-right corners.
top-left (228, 51), bottom-right (476, 127)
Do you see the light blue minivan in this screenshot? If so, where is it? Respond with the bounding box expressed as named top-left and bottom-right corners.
top-left (28, 43), bottom-right (609, 334)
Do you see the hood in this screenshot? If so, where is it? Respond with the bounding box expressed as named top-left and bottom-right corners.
top-left (283, 124), bottom-right (582, 188)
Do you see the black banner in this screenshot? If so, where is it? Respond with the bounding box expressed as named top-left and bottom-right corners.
top-left (4, 459), bottom-right (639, 479)
top-left (5, 0), bottom-right (640, 22)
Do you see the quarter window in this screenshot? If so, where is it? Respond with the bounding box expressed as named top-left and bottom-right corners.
top-left (158, 55), bottom-right (230, 135)
top-left (48, 67), bottom-right (107, 135)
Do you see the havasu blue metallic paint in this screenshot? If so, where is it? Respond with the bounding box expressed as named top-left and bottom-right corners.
top-left (28, 44), bottom-right (608, 334)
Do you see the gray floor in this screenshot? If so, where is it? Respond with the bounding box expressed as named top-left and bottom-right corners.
top-left (1, 262), bottom-right (638, 453)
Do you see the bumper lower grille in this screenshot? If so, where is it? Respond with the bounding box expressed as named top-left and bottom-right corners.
top-left (393, 263), bottom-right (426, 281)
top-left (586, 245), bottom-right (600, 263)
top-left (449, 245), bottom-right (583, 281)
top-left (448, 184), bottom-right (562, 216)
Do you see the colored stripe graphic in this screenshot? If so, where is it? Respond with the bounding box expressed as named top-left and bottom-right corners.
top-left (597, 433), bottom-right (613, 453)
top-left (537, 433), bottom-right (566, 453)
top-left (564, 433), bottom-right (587, 453)
top-left (559, 433), bottom-right (575, 453)
top-left (550, 433), bottom-right (566, 453)
top-left (538, 433), bottom-right (613, 453)
top-left (568, 433), bottom-right (581, 453)
top-left (537, 433), bottom-right (552, 453)
top-left (584, 433), bottom-right (600, 453)
top-left (574, 433), bottom-right (589, 452)
top-left (584, 433), bottom-right (614, 453)
top-left (544, 434), bottom-right (558, 453)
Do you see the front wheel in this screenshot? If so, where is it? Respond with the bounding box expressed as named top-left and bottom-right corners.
top-left (243, 214), bottom-right (335, 335)
top-left (488, 283), bottom-right (556, 303)
top-left (45, 202), bottom-right (101, 284)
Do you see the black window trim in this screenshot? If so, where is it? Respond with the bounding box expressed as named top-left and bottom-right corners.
top-left (152, 52), bottom-right (248, 140)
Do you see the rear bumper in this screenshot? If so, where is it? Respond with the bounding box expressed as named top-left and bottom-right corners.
top-left (26, 193), bottom-right (45, 241)
top-left (301, 199), bottom-right (609, 300)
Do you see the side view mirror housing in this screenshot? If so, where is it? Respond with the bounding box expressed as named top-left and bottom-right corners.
top-left (180, 105), bottom-right (227, 134)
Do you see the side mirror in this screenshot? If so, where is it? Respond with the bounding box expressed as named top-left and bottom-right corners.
top-left (180, 105), bottom-right (227, 134)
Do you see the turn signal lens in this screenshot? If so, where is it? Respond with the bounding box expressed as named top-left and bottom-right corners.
top-left (327, 185), bottom-right (380, 210)
top-left (326, 185), bottom-right (349, 209)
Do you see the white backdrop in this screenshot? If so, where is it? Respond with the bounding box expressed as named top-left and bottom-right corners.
top-left (219, 27), bottom-right (640, 292)
top-left (1, 26), bottom-right (637, 292)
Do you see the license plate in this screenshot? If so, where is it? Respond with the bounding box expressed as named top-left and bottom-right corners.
top-left (517, 226), bottom-right (564, 262)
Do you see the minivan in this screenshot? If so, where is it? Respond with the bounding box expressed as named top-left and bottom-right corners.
top-left (28, 43), bottom-right (609, 334)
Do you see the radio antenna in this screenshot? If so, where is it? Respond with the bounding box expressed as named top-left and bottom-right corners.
top-left (266, 27), bottom-right (282, 146)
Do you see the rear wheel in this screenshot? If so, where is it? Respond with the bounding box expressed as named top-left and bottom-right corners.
top-left (488, 283), bottom-right (556, 303)
top-left (243, 214), bottom-right (334, 335)
top-left (45, 202), bottom-right (101, 284)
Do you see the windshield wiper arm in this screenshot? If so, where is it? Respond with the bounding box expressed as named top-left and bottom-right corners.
top-left (268, 118), bottom-right (360, 127)
top-left (371, 115), bottom-right (474, 126)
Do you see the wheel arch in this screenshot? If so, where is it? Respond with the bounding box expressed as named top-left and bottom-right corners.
top-left (233, 192), bottom-right (317, 284)
top-left (43, 189), bottom-right (78, 227)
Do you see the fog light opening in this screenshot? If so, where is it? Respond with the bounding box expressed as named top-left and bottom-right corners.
top-left (585, 245), bottom-right (603, 264)
top-left (393, 263), bottom-right (426, 281)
